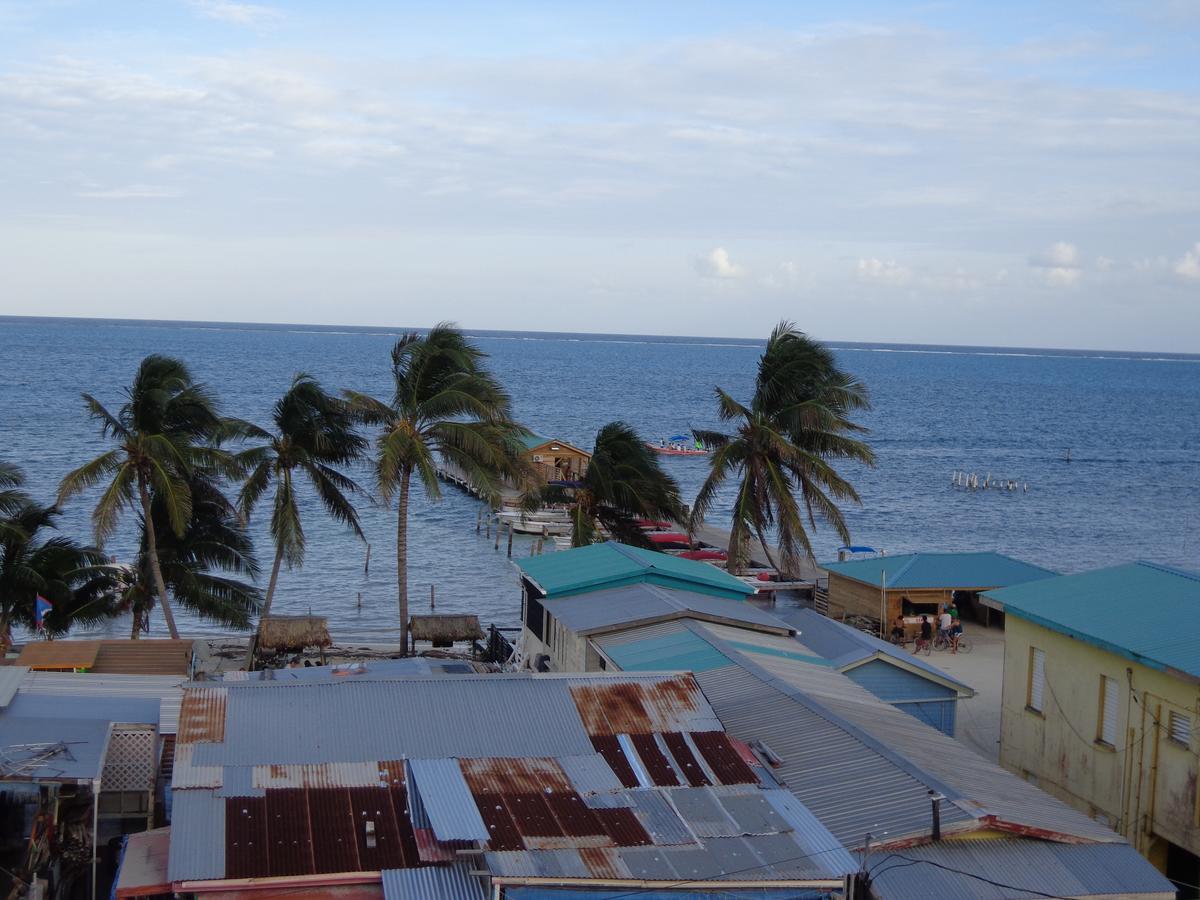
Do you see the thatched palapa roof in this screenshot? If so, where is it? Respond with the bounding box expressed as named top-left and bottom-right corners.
top-left (256, 615), bottom-right (332, 651)
top-left (409, 614), bottom-right (484, 643)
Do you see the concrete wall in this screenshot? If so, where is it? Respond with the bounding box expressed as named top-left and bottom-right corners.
top-left (519, 614), bottom-right (589, 672)
top-left (1000, 615), bottom-right (1200, 863)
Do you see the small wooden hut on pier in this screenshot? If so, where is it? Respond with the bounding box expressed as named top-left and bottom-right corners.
top-left (519, 433), bottom-right (590, 484)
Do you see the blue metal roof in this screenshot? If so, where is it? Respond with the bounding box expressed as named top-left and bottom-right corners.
top-left (600, 629), bottom-right (733, 673)
top-left (821, 551), bottom-right (1057, 590)
top-left (0, 715), bottom-right (111, 782)
top-left (519, 542), bottom-right (754, 599)
top-left (983, 561), bottom-right (1200, 681)
top-left (544, 583), bottom-right (791, 636)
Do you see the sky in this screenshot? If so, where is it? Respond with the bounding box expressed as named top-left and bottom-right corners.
top-left (1, 1), bottom-right (1199, 351)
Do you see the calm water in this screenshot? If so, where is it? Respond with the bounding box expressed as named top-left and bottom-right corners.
top-left (2, 316), bottom-right (1198, 640)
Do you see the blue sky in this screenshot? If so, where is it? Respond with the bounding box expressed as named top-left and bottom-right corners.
top-left (1, 1), bottom-right (1198, 350)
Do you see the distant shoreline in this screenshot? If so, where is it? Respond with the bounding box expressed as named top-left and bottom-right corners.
top-left (2, 313), bottom-right (1197, 361)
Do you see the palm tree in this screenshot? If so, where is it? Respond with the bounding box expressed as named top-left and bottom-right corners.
top-left (0, 461), bottom-right (31, 542)
top-left (689, 322), bottom-right (875, 576)
top-left (345, 324), bottom-right (526, 652)
top-left (58, 355), bottom-right (227, 639)
top-left (0, 465), bottom-right (118, 648)
top-left (114, 473), bottom-right (261, 638)
top-left (523, 422), bottom-right (684, 547)
top-left (237, 374), bottom-right (366, 619)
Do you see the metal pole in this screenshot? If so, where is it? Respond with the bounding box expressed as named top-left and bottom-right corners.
top-left (91, 778), bottom-right (100, 900)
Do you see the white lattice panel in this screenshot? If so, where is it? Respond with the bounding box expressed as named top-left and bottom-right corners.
top-left (102, 726), bottom-right (156, 790)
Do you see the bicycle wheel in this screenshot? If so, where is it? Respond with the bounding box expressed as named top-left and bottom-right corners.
top-left (932, 638), bottom-right (947, 652)
top-left (956, 636), bottom-right (972, 654)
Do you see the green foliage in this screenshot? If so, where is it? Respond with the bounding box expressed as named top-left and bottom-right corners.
top-left (524, 421), bottom-right (684, 548)
top-left (689, 322), bottom-right (875, 575)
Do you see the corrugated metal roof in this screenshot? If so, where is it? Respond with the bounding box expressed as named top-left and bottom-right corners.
top-left (869, 839), bottom-right (1175, 899)
top-left (185, 678), bottom-right (595, 765)
top-left (822, 552), bottom-right (1057, 590)
top-left (0, 666), bottom-right (27, 708)
top-left (381, 862), bottom-right (486, 900)
top-left (0, 715), bottom-right (111, 782)
top-left (92, 640), bottom-right (194, 675)
top-left (223, 658), bottom-right (436, 681)
top-left (567, 675), bottom-right (724, 735)
top-left (168, 790), bottom-right (226, 881)
top-left (557, 753), bottom-right (625, 795)
top-left (409, 758), bottom-right (491, 842)
top-left (15, 639), bottom-right (102, 669)
top-left (114, 826), bottom-right (172, 898)
top-left (545, 583), bottom-right (792, 637)
top-left (983, 561), bottom-right (1200, 681)
top-left (595, 628), bottom-right (733, 673)
top-left (518, 542), bottom-right (753, 599)
top-left (18, 672), bottom-right (184, 733)
top-left (4, 692), bottom-right (161, 725)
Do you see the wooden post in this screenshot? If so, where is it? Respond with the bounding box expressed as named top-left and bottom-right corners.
top-left (364, 544), bottom-right (371, 575)
top-left (486, 517), bottom-right (491, 538)
top-left (476, 507), bottom-right (483, 534)
top-left (357, 592), bottom-right (362, 610)
top-left (494, 520), bottom-right (500, 550)
top-left (430, 584), bottom-right (435, 611)
top-left (507, 523), bottom-right (514, 558)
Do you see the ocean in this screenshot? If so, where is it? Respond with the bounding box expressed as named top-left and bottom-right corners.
top-left (2, 316), bottom-right (1198, 641)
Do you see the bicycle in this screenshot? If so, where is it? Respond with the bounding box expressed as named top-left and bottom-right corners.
top-left (933, 632), bottom-right (972, 654)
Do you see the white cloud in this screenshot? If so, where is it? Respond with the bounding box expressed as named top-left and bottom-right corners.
top-left (1174, 243), bottom-right (1200, 280)
top-left (1030, 241), bottom-right (1083, 287)
top-left (187, 0), bottom-right (281, 26)
top-left (695, 247), bottom-right (744, 279)
top-left (857, 257), bottom-right (911, 286)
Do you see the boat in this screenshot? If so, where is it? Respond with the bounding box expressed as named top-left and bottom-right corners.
top-left (676, 548), bottom-right (727, 561)
top-left (646, 532), bottom-right (691, 548)
top-left (636, 518), bottom-right (674, 530)
top-left (647, 433), bottom-right (709, 456)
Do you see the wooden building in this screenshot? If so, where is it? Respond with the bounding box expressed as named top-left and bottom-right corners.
top-left (520, 433), bottom-right (590, 484)
top-left (821, 551), bottom-right (1057, 628)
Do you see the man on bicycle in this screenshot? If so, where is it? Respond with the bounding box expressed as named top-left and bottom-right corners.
top-left (951, 616), bottom-right (964, 654)
top-left (937, 608), bottom-right (952, 645)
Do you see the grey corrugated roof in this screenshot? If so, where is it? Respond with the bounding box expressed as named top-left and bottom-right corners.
top-left (869, 839), bottom-right (1175, 899)
top-left (0, 715), bottom-right (112, 782)
top-left (761, 789), bottom-right (858, 876)
top-left (0, 667), bottom-right (27, 708)
top-left (223, 657), bottom-right (437, 682)
top-left (545, 583), bottom-right (793, 636)
top-left (4, 692), bottom-right (160, 725)
top-left (557, 752), bottom-right (624, 794)
top-left (382, 862), bottom-right (486, 900)
top-left (18, 671), bottom-right (184, 734)
top-left (191, 677), bottom-right (595, 766)
top-left (166, 790), bottom-right (225, 882)
top-left (409, 758), bottom-right (490, 842)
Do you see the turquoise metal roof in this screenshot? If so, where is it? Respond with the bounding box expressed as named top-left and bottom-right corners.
top-left (519, 432), bottom-right (553, 451)
top-left (983, 561), bottom-right (1200, 681)
top-left (599, 630), bottom-right (732, 673)
top-left (822, 551), bottom-right (1057, 590)
top-left (518, 542), bottom-right (754, 600)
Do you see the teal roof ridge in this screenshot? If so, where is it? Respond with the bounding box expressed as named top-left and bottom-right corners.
top-left (886, 555), bottom-right (920, 588)
top-left (1133, 559), bottom-right (1200, 582)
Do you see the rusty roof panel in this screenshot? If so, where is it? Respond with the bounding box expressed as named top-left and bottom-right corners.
top-left (568, 675), bottom-right (712, 736)
top-left (307, 788), bottom-right (361, 874)
top-left (347, 786), bottom-right (413, 871)
top-left (178, 686), bottom-right (227, 745)
top-left (474, 794), bottom-right (524, 851)
top-left (662, 732), bottom-right (711, 787)
top-left (690, 731), bottom-right (758, 785)
top-left (224, 796), bottom-right (267, 879)
top-left (412, 829), bottom-right (458, 863)
top-left (172, 742), bottom-right (222, 789)
top-left (499, 792), bottom-right (562, 838)
top-left (378, 760), bottom-right (405, 787)
top-left (629, 733), bottom-right (680, 787)
top-left (264, 788), bottom-right (316, 877)
top-left (593, 807), bottom-right (653, 847)
top-left (254, 761), bottom-right (391, 790)
top-left (459, 757), bottom-right (571, 794)
top-left (579, 846), bottom-right (633, 880)
top-left (544, 791), bottom-right (605, 838)
top-left (589, 735), bottom-right (638, 788)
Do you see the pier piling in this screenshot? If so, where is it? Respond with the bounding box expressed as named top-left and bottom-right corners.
top-left (507, 524), bottom-right (514, 558)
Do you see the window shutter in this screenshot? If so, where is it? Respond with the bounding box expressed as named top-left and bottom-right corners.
top-left (1100, 676), bottom-right (1118, 745)
top-left (1169, 711), bottom-right (1192, 746)
top-left (1029, 648), bottom-right (1046, 712)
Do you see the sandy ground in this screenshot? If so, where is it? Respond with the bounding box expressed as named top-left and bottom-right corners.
top-left (915, 624), bottom-right (1006, 762)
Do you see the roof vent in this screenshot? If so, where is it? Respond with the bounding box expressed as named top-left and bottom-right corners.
top-left (365, 820), bottom-right (377, 849)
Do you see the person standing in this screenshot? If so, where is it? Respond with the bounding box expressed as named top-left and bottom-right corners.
top-left (915, 615), bottom-right (932, 654)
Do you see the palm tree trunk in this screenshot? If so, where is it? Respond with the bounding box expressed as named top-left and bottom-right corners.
top-left (262, 544), bottom-right (285, 620)
top-left (138, 476), bottom-right (181, 640)
top-left (130, 608), bottom-right (142, 640)
top-left (0, 611), bottom-right (11, 652)
top-left (397, 467), bottom-right (412, 655)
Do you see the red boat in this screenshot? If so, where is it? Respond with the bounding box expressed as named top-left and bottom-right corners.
top-left (646, 442), bottom-right (709, 457)
top-left (636, 519), bottom-right (674, 530)
top-left (647, 532), bottom-right (691, 547)
top-left (677, 549), bottom-right (728, 561)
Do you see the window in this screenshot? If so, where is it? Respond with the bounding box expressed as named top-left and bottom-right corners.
top-left (1027, 647), bottom-right (1046, 713)
top-left (1169, 710), bottom-right (1193, 747)
top-left (1097, 675), bottom-right (1119, 747)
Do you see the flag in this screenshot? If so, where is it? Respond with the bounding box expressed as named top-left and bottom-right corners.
top-left (35, 595), bottom-right (53, 630)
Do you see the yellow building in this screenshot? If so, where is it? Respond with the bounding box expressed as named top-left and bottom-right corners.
top-left (986, 562), bottom-right (1200, 895)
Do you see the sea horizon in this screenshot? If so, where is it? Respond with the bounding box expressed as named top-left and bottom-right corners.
top-left (3, 313), bottom-right (1197, 362)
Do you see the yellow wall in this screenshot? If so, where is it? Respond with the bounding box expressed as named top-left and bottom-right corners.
top-left (1000, 615), bottom-right (1200, 862)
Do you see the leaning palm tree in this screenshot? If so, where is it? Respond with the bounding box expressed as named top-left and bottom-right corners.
top-left (523, 422), bottom-right (684, 547)
top-left (113, 473), bottom-right (261, 638)
top-left (58, 355), bottom-right (226, 639)
top-left (345, 324), bottom-right (527, 652)
top-left (689, 322), bottom-right (875, 576)
top-left (237, 374), bottom-right (366, 619)
top-left (0, 484), bottom-right (119, 649)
